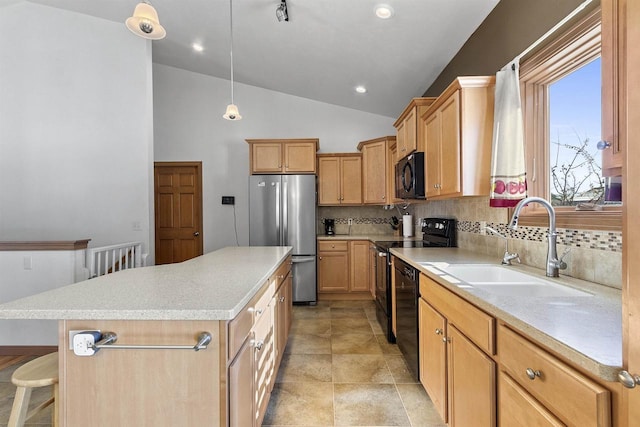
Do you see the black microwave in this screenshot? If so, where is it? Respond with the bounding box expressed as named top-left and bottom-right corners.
top-left (395, 152), bottom-right (425, 199)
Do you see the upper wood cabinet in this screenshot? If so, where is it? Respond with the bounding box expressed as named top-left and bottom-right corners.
top-left (357, 136), bottom-right (395, 205)
top-left (317, 153), bottom-right (362, 206)
top-left (421, 77), bottom-right (495, 199)
top-left (247, 139), bottom-right (318, 174)
top-left (393, 97), bottom-right (436, 160)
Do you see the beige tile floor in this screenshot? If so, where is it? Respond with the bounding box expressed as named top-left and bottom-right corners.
top-left (263, 299), bottom-right (446, 427)
top-left (0, 300), bottom-right (445, 427)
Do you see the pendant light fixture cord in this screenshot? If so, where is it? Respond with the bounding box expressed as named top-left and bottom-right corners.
top-left (229, 0), bottom-right (235, 105)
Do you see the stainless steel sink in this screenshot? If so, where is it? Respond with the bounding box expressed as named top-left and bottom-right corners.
top-left (438, 264), bottom-right (592, 297)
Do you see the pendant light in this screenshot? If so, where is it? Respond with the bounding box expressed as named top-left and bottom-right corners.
top-left (223, 0), bottom-right (242, 120)
top-left (126, 1), bottom-right (166, 40)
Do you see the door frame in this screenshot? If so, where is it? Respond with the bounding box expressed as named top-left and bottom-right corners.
top-left (153, 161), bottom-right (204, 263)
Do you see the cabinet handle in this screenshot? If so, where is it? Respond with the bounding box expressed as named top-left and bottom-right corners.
top-left (253, 340), bottom-right (264, 351)
top-left (279, 296), bottom-right (285, 303)
top-left (319, 256), bottom-right (323, 260)
top-left (618, 371), bottom-right (640, 388)
top-left (526, 368), bottom-right (542, 380)
top-left (435, 328), bottom-right (443, 335)
top-left (382, 195), bottom-right (385, 199)
top-left (248, 307), bottom-right (263, 316)
top-left (442, 337), bottom-right (450, 343)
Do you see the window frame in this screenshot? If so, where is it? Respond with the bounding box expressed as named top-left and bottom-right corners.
top-left (516, 6), bottom-right (621, 231)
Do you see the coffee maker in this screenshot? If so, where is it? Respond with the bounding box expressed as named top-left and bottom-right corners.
top-left (323, 219), bottom-right (335, 235)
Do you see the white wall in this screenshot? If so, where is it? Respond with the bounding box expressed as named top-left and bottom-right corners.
top-left (0, 2), bottom-right (154, 257)
top-left (153, 64), bottom-right (396, 253)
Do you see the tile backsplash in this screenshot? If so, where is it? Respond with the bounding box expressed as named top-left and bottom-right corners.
top-left (320, 197), bottom-right (622, 289)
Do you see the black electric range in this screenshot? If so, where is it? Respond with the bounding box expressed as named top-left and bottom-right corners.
top-left (373, 218), bottom-right (456, 343)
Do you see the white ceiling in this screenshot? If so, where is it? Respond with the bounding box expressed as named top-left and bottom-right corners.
top-left (6, 0), bottom-right (500, 118)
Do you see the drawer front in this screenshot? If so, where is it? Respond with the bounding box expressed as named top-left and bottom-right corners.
top-left (228, 304), bottom-right (254, 359)
top-left (318, 240), bottom-right (348, 252)
top-left (498, 324), bottom-right (611, 427)
top-left (499, 371), bottom-right (565, 427)
top-left (420, 274), bottom-right (495, 354)
top-left (273, 256), bottom-right (292, 288)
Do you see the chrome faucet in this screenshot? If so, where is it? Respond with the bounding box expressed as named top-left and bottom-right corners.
top-left (509, 197), bottom-right (568, 277)
top-left (485, 226), bottom-right (520, 265)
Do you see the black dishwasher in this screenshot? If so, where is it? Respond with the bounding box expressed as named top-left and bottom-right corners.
top-left (394, 256), bottom-right (420, 381)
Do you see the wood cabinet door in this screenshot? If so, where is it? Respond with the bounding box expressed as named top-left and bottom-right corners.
top-left (284, 141), bottom-right (316, 173)
top-left (254, 305), bottom-right (275, 426)
top-left (498, 372), bottom-right (564, 427)
top-left (447, 325), bottom-right (496, 427)
top-left (424, 112), bottom-right (442, 198)
top-left (396, 120), bottom-right (406, 158)
top-left (349, 241), bottom-right (370, 292)
top-left (340, 156), bottom-right (363, 205)
top-left (318, 251), bottom-right (349, 292)
top-left (362, 140), bottom-right (388, 204)
top-left (318, 157), bottom-right (341, 205)
top-left (404, 107), bottom-right (417, 155)
top-left (439, 92), bottom-right (461, 197)
top-left (229, 336), bottom-right (255, 427)
top-left (252, 143), bottom-right (283, 173)
top-left (419, 298), bottom-right (448, 423)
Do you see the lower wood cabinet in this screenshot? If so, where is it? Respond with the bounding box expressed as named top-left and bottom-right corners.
top-left (498, 324), bottom-right (611, 427)
top-left (418, 274), bottom-right (496, 426)
top-left (417, 271), bottom-right (613, 427)
top-left (317, 240), bottom-right (371, 297)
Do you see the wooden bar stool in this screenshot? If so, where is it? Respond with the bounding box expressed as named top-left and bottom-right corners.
top-left (8, 352), bottom-right (59, 427)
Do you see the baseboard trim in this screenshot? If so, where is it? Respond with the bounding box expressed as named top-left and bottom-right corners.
top-left (0, 345), bottom-right (57, 356)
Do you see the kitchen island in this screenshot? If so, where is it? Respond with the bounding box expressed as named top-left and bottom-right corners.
top-left (0, 246), bottom-right (293, 427)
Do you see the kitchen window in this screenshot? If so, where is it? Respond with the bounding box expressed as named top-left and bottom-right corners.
top-left (517, 4), bottom-right (622, 231)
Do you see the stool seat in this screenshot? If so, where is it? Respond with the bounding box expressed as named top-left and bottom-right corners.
top-left (11, 352), bottom-right (58, 387)
top-left (9, 352), bottom-right (59, 427)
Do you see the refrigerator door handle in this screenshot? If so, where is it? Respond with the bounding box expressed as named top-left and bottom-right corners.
top-left (282, 179), bottom-right (288, 246)
top-left (291, 256), bottom-right (316, 263)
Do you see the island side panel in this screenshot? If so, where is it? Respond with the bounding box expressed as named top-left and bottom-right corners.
top-left (59, 319), bottom-right (223, 427)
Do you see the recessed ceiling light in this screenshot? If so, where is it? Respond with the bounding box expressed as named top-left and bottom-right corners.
top-left (374, 4), bottom-right (394, 19)
top-left (192, 42), bottom-right (204, 53)
top-left (355, 86), bottom-right (367, 94)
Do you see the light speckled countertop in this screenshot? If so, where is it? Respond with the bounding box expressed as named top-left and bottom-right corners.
top-left (317, 234), bottom-right (423, 241)
top-left (390, 247), bottom-right (622, 382)
top-left (0, 246), bottom-right (292, 321)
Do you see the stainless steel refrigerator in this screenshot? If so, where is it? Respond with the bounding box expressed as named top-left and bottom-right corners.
top-left (249, 175), bottom-right (317, 303)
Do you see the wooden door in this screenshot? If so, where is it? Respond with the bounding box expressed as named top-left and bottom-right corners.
top-left (340, 156), bottom-right (363, 205)
top-left (318, 251), bottom-right (349, 292)
top-left (439, 92), bottom-right (461, 197)
top-left (317, 157), bottom-right (341, 205)
top-left (154, 162), bottom-right (203, 264)
top-left (424, 112), bottom-right (441, 198)
top-left (251, 143), bottom-right (283, 173)
top-left (284, 141), bottom-right (316, 173)
top-left (447, 325), bottom-right (496, 427)
top-left (349, 241), bottom-right (370, 292)
top-left (362, 140), bottom-right (388, 204)
top-left (419, 298), bottom-right (448, 422)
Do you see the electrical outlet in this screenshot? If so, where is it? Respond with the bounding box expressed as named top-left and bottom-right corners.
top-left (222, 196), bottom-right (235, 205)
top-left (480, 220), bottom-right (487, 235)
top-left (348, 218), bottom-right (353, 225)
top-left (70, 330), bottom-right (102, 356)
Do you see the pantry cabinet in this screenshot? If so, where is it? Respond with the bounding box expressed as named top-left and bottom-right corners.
top-left (317, 240), bottom-right (370, 297)
top-left (418, 273), bottom-right (496, 426)
top-left (421, 77), bottom-right (494, 199)
top-left (393, 97), bottom-right (436, 159)
top-left (317, 154), bottom-right (362, 205)
top-left (247, 139), bottom-right (318, 174)
top-left (357, 136), bottom-right (395, 205)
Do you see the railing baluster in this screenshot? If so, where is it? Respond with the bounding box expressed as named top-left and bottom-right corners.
top-left (87, 242), bottom-right (144, 278)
